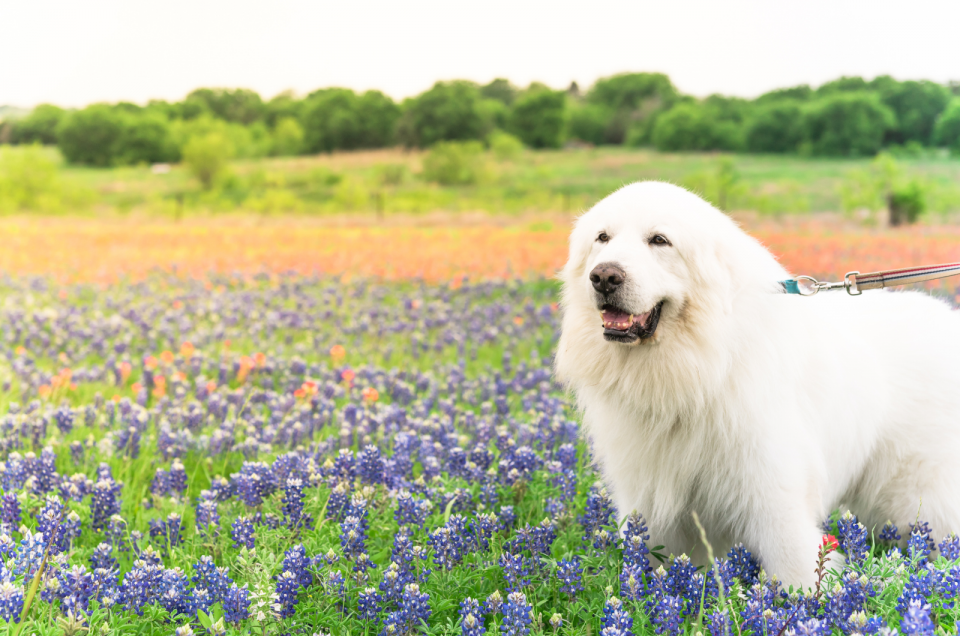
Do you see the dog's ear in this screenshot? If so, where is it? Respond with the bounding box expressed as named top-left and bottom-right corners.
top-left (559, 218), bottom-right (593, 285)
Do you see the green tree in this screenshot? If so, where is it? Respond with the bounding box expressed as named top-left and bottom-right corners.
top-left (10, 105), bottom-right (65, 145)
top-left (586, 73), bottom-right (679, 144)
top-left (185, 88), bottom-right (264, 124)
top-left (651, 101), bottom-right (743, 151)
top-left (396, 81), bottom-right (488, 148)
top-left (934, 99), bottom-right (960, 155)
top-left (508, 89), bottom-right (567, 149)
top-left (817, 76), bottom-right (870, 95)
top-left (182, 132), bottom-right (234, 189)
top-left (745, 101), bottom-right (805, 153)
top-left (56, 105), bottom-right (126, 166)
top-left (568, 102), bottom-right (611, 145)
top-left (264, 91), bottom-right (303, 128)
top-left (874, 78), bottom-right (951, 145)
top-left (302, 89), bottom-right (399, 153)
top-left (802, 92), bottom-right (895, 156)
top-left (115, 112), bottom-right (178, 164)
top-left (480, 78), bottom-right (518, 105)
top-left (755, 85), bottom-right (813, 105)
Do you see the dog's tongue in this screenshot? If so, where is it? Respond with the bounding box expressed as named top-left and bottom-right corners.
top-left (602, 308), bottom-right (651, 331)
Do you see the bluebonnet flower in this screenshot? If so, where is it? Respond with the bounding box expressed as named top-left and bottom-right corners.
top-left (726, 544), bottom-right (761, 586)
top-left (358, 587), bottom-right (382, 621)
top-left (580, 486), bottom-right (616, 549)
top-left (395, 490), bottom-right (432, 526)
top-left (150, 468), bottom-right (171, 497)
top-left (896, 567), bottom-right (940, 615)
top-left (0, 580), bottom-right (24, 624)
top-left (483, 590), bottom-right (503, 615)
top-left (621, 511), bottom-right (651, 573)
top-left (169, 459), bottom-right (187, 494)
top-left (899, 600), bottom-right (934, 636)
top-left (91, 542), bottom-right (116, 571)
top-left (341, 515), bottom-right (369, 561)
top-left (231, 516), bottom-right (256, 550)
top-left (460, 597), bottom-right (485, 636)
top-left (430, 521), bottom-right (468, 570)
top-left (879, 522), bottom-right (901, 544)
top-left (556, 557), bottom-right (584, 597)
top-left (281, 544), bottom-right (313, 589)
top-left (500, 553), bottom-right (531, 591)
top-left (499, 505), bottom-right (516, 530)
top-left (379, 561), bottom-right (413, 604)
top-left (837, 512), bottom-right (869, 566)
top-left (274, 571), bottom-right (300, 619)
top-left (105, 515), bottom-right (128, 552)
top-left (0, 493), bottom-right (20, 532)
top-left (195, 500), bottom-right (220, 537)
top-left (282, 478), bottom-right (312, 530)
top-left (55, 564), bottom-right (98, 616)
top-left (823, 572), bottom-right (876, 632)
top-left (399, 583), bottom-right (432, 631)
top-left (91, 478), bottom-right (122, 531)
top-left (502, 591), bottom-right (532, 636)
top-left (13, 530), bottom-right (45, 578)
top-left (939, 533), bottom-right (960, 561)
top-left (223, 583), bottom-right (251, 625)
top-left (358, 444), bottom-right (386, 485)
top-left (118, 560), bottom-right (162, 615)
top-left (157, 567), bottom-right (194, 617)
top-left (652, 595), bottom-right (682, 636)
top-left (907, 530), bottom-right (932, 564)
top-left (191, 555), bottom-right (233, 603)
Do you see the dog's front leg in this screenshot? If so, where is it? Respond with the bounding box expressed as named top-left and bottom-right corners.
top-left (742, 505), bottom-right (828, 591)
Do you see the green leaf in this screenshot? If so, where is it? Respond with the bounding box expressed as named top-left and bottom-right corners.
top-left (198, 609), bottom-right (212, 629)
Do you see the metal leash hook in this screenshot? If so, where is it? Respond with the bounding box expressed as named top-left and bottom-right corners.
top-left (793, 271), bottom-right (861, 297)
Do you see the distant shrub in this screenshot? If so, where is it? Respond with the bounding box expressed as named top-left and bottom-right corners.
top-left (745, 101), bottom-right (805, 153)
top-left (302, 89), bottom-right (400, 153)
top-left (489, 131), bottom-right (524, 161)
top-left (264, 92), bottom-right (303, 128)
top-left (934, 99), bottom-right (960, 155)
top-left (651, 102), bottom-right (743, 151)
top-left (397, 81), bottom-right (488, 148)
top-left (182, 132), bottom-right (234, 189)
top-left (754, 85), bottom-right (814, 105)
top-left (10, 105), bottom-right (66, 145)
top-left (57, 105), bottom-right (126, 166)
top-left (888, 180), bottom-right (926, 226)
top-left (0, 145), bottom-right (92, 213)
top-left (508, 89), bottom-right (567, 149)
top-left (421, 140), bottom-right (486, 185)
top-left (271, 117), bottom-right (304, 156)
top-left (801, 92), bottom-right (895, 157)
top-left (375, 164), bottom-right (407, 186)
top-left (171, 116), bottom-right (266, 159)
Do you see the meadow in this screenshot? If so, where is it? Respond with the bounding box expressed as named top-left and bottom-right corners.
top-left (0, 144), bottom-right (960, 635)
top-left (5, 144), bottom-right (960, 219)
top-left (0, 211), bottom-right (955, 636)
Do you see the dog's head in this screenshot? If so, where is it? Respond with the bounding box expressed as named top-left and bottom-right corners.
top-left (559, 182), bottom-right (787, 352)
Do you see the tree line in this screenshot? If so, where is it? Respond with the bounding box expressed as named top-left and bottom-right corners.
top-left (2, 73), bottom-right (960, 166)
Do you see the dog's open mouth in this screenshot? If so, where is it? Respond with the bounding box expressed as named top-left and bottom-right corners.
top-left (600, 301), bottom-right (664, 343)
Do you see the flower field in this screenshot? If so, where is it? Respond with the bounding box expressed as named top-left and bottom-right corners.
top-left (0, 218), bottom-right (957, 636)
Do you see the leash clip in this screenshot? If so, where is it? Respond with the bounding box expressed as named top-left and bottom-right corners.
top-left (794, 271), bottom-right (861, 297)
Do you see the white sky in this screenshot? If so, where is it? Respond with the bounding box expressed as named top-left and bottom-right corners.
top-left (2, 0), bottom-right (959, 108)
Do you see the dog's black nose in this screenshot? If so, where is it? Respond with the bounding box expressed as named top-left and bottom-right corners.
top-left (590, 263), bottom-right (626, 294)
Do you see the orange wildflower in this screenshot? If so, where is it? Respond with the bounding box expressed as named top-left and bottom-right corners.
top-left (131, 382), bottom-right (143, 393)
top-left (329, 345), bottom-right (346, 361)
top-left (160, 350), bottom-right (175, 365)
top-left (362, 387), bottom-right (379, 402)
top-left (205, 380), bottom-right (217, 393)
top-left (38, 385), bottom-right (51, 398)
top-left (144, 356), bottom-right (158, 370)
top-left (180, 341), bottom-right (195, 358)
top-left (341, 369), bottom-right (356, 384)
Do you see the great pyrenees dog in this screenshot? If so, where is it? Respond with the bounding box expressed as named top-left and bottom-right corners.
top-left (556, 181), bottom-right (960, 588)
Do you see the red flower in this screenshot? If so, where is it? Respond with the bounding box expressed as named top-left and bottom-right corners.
top-left (822, 534), bottom-right (839, 552)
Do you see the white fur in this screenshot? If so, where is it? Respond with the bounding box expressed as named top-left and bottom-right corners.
top-left (556, 181), bottom-right (960, 588)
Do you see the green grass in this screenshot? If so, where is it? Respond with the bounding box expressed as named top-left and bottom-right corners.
top-left (7, 145), bottom-right (960, 218)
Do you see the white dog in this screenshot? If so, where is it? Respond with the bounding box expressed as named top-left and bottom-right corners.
top-left (555, 181), bottom-right (960, 588)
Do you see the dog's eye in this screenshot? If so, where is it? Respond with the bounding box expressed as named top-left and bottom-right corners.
top-left (649, 234), bottom-right (670, 246)
top-left (597, 232), bottom-right (610, 243)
